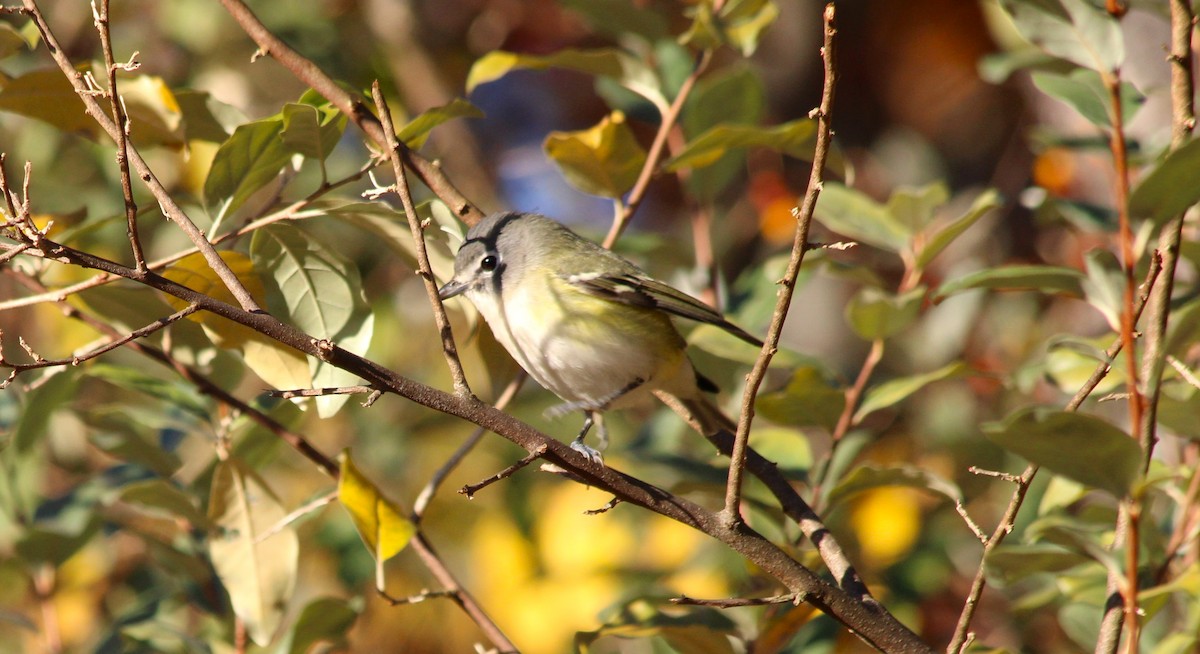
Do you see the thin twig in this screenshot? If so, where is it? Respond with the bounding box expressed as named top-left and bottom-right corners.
top-left (459, 445), bottom-right (548, 499)
top-left (266, 385), bottom-right (374, 399)
top-left (378, 588), bottom-right (459, 606)
top-left (93, 0), bottom-right (145, 273)
top-left (671, 594), bottom-right (802, 608)
top-left (414, 374), bottom-right (525, 520)
top-left (254, 491), bottom-right (338, 543)
top-left (370, 82), bottom-right (470, 394)
top-left (724, 4), bottom-right (837, 524)
top-left (0, 303), bottom-right (198, 385)
top-left (948, 257), bottom-right (1162, 654)
top-left (602, 49), bottom-right (712, 248)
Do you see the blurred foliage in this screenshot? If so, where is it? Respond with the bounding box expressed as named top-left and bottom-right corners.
top-left (0, 0), bottom-right (1197, 653)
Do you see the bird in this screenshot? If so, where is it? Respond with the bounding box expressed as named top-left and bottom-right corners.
top-left (438, 211), bottom-right (762, 462)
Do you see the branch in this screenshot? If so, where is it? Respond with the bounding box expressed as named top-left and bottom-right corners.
top-left (370, 82), bottom-right (470, 393)
top-left (18, 0), bottom-right (262, 312)
top-left (214, 0), bottom-right (483, 225)
top-left (948, 256), bottom-right (1162, 654)
top-left (724, 3), bottom-right (837, 522)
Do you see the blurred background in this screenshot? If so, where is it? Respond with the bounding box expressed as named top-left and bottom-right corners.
top-left (0, 0), bottom-right (1190, 652)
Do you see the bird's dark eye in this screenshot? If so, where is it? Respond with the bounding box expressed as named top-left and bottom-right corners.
top-left (480, 254), bottom-right (498, 272)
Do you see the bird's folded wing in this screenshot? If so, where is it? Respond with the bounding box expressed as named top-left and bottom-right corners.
top-left (567, 272), bottom-right (764, 347)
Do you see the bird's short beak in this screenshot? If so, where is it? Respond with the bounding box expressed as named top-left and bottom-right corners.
top-left (438, 278), bottom-right (469, 300)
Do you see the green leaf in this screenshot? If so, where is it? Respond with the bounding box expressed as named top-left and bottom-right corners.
top-left (544, 111), bottom-right (647, 198)
top-left (681, 66), bottom-right (765, 200)
top-left (887, 183), bottom-right (949, 233)
top-left (983, 407), bottom-right (1142, 498)
top-left (338, 449), bottom-right (416, 592)
top-left (1080, 248), bottom-right (1123, 331)
top-left (15, 519), bottom-right (100, 567)
top-left (207, 459), bottom-right (299, 646)
top-left (854, 362), bottom-right (968, 423)
top-left (251, 223), bottom-right (375, 417)
top-left (560, 0), bottom-right (670, 42)
top-left (682, 0), bottom-right (780, 57)
top-left (824, 464), bottom-right (963, 511)
top-left (120, 75), bottom-right (185, 147)
top-left (666, 119), bottom-right (817, 172)
top-left (1031, 68), bottom-right (1144, 128)
top-left (86, 364), bottom-right (210, 420)
top-left (755, 366), bottom-right (844, 431)
top-left (986, 544), bottom-right (1091, 584)
top-left (174, 89), bottom-right (234, 143)
top-left (467, 48), bottom-right (667, 111)
top-left (844, 286), bottom-right (925, 340)
top-left (1001, 0), bottom-right (1123, 72)
top-left (916, 189), bottom-right (1000, 269)
top-left (1129, 137), bottom-right (1200, 226)
top-left (117, 479), bottom-right (209, 528)
top-left (285, 596), bottom-right (363, 654)
top-left (934, 265), bottom-right (1085, 300)
top-left (204, 115), bottom-right (290, 220)
top-left (281, 102), bottom-right (345, 162)
top-left (813, 182), bottom-right (911, 253)
top-left (0, 22), bottom-right (34, 60)
top-left (0, 67), bottom-right (93, 135)
top-left (396, 98), bottom-right (484, 150)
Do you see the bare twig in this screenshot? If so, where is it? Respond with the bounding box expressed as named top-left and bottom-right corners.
top-left (584, 498), bottom-right (622, 515)
top-left (672, 594), bottom-right (802, 608)
top-left (602, 49), bottom-right (712, 248)
top-left (378, 588), bottom-right (459, 606)
top-left (948, 257), bottom-right (1162, 654)
top-left (0, 303), bottom-right (198, 386)
top-left (724, 4), bottom-right (837, 524)
top-left (414, 374), bottom-right (525, 520)
top-left (459, 445), bottom-right (548, 499)
top-left (254, 491), bottom-right (338, 544)
top-left (92, 0), bottom-right (145, 272)
top-left (370, 82), bottom-right (470, 394)
top-left (266, 385), bottom-right (374, 399)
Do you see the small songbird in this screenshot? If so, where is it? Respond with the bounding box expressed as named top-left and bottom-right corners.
top-left (438, 211), bottom-right (762, 462)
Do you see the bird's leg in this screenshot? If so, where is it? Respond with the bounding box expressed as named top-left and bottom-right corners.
top-left (570, 411), bottom-right (604, 465)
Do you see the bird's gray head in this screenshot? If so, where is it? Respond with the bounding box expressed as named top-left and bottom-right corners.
top-left (437, 211), bottom-right (559, 301)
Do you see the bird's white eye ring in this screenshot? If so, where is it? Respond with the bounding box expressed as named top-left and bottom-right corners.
top-left (480, 254), bottom-right (499, 272)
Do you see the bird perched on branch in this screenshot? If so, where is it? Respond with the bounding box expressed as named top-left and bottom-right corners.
top-left (438, 211), bottom-right (762, 462)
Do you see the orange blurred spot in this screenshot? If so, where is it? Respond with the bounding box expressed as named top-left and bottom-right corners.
top-left (1032, 148), bottom-right (1077, 196)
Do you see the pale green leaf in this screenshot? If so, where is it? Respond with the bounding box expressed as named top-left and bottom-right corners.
top-left (844, 286), bottom-right (925, 340)
top-left (0, 67), bottom-right (93, 135)
top-left (285, 596), bottom-right (363, 654)
top-left (1129, 137), bottom-right (1200, 226)
top-left (666, 119), bottom-right (816, 172)
top-left (825, 464), bottom-right (963, 511)
top-left (985, 543), bottom-right (1091, 584)
top-left (467, 48), bottom-right (666, 111)
top-left (0, 22), bottom-right (33, 60)
top-left (813, 182), bottom-right (910, 253)
top-left (204, 116), bottom-right (290, 219)
top-left (118, 479), bottom-right (209, 528)
top-left (208, 459), bottom-right (298, 646)
top-left (281, 102), bottom-right (345, 162)
top-left (251, 224), bottom-right (374, 418)
top-left (544, 111), bottom-right (647, 198)
top-left (396, 98), bottom-right (484, 149)
top-left (1080, 249), bottom-right (1123, 331)
top-left (755, 366), bottom-right (844, 431)
top-left (854, 362), bottom-right (968, 422)
top-left (916, 189), bottom-right (1000, 269)
top-left (934, 265), bottom-right (1085, 300)
top-left (1031, 68), bottom-right (1143, 128)
top-left (682, 0), bottom-right (780, 57)
top-left (887, 183), bottom-right (949, 233)
top-left (983, 407), bottom-right (1141, 498)
top-left (1001, 0), bottom-right (1123, 72)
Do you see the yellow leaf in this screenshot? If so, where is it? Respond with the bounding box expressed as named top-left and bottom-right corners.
top-left (337, 449), bottom-right (415, 563)
top-left (161, 250), bottom-right (266, 348)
